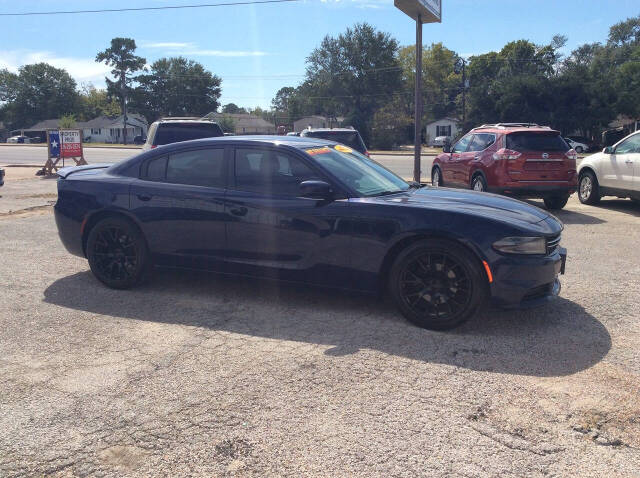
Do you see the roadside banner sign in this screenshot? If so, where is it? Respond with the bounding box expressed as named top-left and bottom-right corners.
top-left (61, 130), bottom-right (83, 158)
top-left (394, 0), bottom-right (441, 23)
top-left (42, 128), bottom-right (87, 176)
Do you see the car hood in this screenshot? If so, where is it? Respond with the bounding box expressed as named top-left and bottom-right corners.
top-left (362, 186), bottom-right (558, 230)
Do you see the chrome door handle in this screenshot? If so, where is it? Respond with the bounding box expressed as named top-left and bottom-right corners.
top-left (625, 159), bottom-right (633, 164)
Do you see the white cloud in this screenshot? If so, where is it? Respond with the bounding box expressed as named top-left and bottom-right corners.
top-left (139, 41), bottom-right (268, 57)
top-left (0, 50), bottom-right (111, 87)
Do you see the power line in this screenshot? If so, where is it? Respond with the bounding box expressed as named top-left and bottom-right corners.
top-left (0, 0), bottom-right (301, 16)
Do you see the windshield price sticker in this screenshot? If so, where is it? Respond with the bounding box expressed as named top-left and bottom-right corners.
top-left (306, 147), bottom-right (331, 156)
top-left (334, 144), bottom-right (353, 153)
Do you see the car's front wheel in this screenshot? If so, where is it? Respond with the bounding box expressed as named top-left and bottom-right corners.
top-left (389, 239), bottom-right (487, 330)
top-left (471, 174), bottom-right (487, 192)
top-left (575, 146), bottom-right (584, 153)
top-left (578, 171), bottom-right (601, 205)
top-left (86, 217), bottom-right (149, 289)
top-left (543, 195), bottom-right (569, 210)
top-left (431, 167), bottom-right (443, 187)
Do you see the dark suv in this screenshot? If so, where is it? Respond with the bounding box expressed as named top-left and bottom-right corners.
top-left (143, 118), bottom-right (223, 151)
top-left (431, 123), bottom-right (577, 210)
top-left (300, 128), bottom-right (369, 156)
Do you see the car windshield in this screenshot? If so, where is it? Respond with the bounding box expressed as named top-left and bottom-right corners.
top-left (154, 123), bottom-right (223, 146)
top-left (506, 132), bottom-right (569, 152)
top-left (306, 146), bottom-right (409, 197)
top-left (305, 131), bottom-right (366, 152)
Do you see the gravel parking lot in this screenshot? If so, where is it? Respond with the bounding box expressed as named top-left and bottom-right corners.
top-left (1, 171), bottom-right (640, 476)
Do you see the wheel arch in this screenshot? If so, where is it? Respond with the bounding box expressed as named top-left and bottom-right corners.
top-left (377, 231), bottom-right (491, 293)
top-left (470, 169), bottom-right (487, 186)
top-left (82, 209), bottom-right (147, 257)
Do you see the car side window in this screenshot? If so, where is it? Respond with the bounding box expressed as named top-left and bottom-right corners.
top-left (164, 148), bottom-right (226, 188)
top-left (144, 155), bottom-right (167, 181)
top-left (235, 148), bottom-right (320, 196)
top-left (467, 133), bottom-right (495, 152)
top-left (615, 134), bottom-right (640, 154)
top-left (452, 134), bottom-right (471, 153)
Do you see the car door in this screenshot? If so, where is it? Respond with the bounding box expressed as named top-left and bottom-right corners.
top-left (129, 146), bottom-right (229, 269)
top-left (224, 145), bottom-right (351, 286)
top-left (601, 134), bottom-right (640, 192)
top-left (458, 133), bottom-right (495, 186)
top-left (447, 134), bottom-right (472, 184)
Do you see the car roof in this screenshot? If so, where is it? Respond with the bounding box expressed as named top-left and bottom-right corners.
top-left (153, 119), bottom-right (219, 124)
top-left (471, 123), bottom-right (559, 134)
top-left (147, 135), bottom-right (337, 151)
top-left (303, 128), bottom-right (358, 133)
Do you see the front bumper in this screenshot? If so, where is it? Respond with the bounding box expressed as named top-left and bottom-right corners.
top-left (490, 247), bottom-right (566, 309)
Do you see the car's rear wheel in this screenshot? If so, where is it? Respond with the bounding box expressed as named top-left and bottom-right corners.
top-left (578, 171), bottom-right (600, 205)
top-left (87, 217), bottom-right (149, 289)
top-left (575, 146), bottom-right (584, 153)
top-left (543, 195), bottom-right (569, 210)
top-left (471, 174), bottom-right (487, 192)
top-left (389, 239), bottom-right (487, 330)
top-left (431, 167), bottom-right (443, 187)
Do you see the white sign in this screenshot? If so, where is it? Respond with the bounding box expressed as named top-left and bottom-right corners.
top-left (60, 130), bottom-right (83, 158)
top-left (395, 0), bottom-right (441, 23)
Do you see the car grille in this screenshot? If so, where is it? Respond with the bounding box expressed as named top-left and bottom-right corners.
top-left (546, 233), bottom-right (561, 255)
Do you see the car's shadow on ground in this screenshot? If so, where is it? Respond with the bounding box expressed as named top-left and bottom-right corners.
top-left (591, 199), bottom-right (640, 217)
top-left (44, 269), bottom-right (611, 378)
top-left (524, 199), bottom-right (606, 225)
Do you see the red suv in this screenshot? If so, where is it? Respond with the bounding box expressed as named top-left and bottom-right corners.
top-left (431, 123), bottom-right (578, 210)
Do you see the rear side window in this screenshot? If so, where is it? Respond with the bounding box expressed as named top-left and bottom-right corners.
top-left (506, 132), bottom-right (569, 152)
top-left (467, 133), bottom-right (496, 152)
top-left (305, 131), bottom-right (366, 153)
top-left (154, 123), bottom-right (224, 146)
top-left (145, 155), bottom-right (167, 181)
top-left (166, 149), bottom-right (226, 187)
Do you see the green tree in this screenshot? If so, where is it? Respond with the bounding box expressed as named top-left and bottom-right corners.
top-left (221, 103), bottom-right (246, 114)
top-left (217, 115), bottom-right (235, 133)
top-left (0, 63), bottom-right (78, 129)
top-left (96, 37), bottom-right (146, 143)
top-left (59, 114), bottom-right (76, 128)
top-left (133, 57), bottom-right (221, 121)
top-left (303, 23), bottom-right (402, 144)
top-left (78, 83), bottom-right (121, 120)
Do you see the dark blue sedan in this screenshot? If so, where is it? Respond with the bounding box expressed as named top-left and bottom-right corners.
top-left (54, 136), bottom-right (566, 330)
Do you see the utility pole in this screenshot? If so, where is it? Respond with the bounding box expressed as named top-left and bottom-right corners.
top-left (461, 59), bottom-right (466, 128)
top-left (121, 73), bottom-right (128, 145)
top-left (413, 14), bottom-right (423, 184)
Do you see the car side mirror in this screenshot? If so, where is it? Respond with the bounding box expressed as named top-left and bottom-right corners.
top-left (299, 180), bottom-right (333, 200)
top-left (442, 144), bottom-right (451, 153)
top-left (603, 146), bottom-right (614, 154)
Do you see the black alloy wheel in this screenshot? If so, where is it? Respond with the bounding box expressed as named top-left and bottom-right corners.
top-left (578, 171), bottom-right (600, 205)
top-left (389, 239), bottom-right (487, 330)
top-left (543, 195), bottom-right (569, 210)
top-left (87, 217), bottom-right (149, 289)
top-left (471, 174), bottom-right (487, 192)
top-left (431, 167), bottom-right (443, 187)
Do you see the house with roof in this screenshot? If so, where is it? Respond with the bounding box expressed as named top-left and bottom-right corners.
top-left (15, 114), bottom-right (148, 144)
top-left (206, 112), bottom-right (276, 135)
top-left (425, 117), bottom-right (460, 146)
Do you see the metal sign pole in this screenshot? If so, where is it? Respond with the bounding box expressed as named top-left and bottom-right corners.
top-left (414, 14), bottom-right (423, 184)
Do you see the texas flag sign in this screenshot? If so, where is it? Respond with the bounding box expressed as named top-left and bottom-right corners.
top-left (60, 130), bottom-right (83, 158)
top-left (48, 131), bottom-right (60, 158)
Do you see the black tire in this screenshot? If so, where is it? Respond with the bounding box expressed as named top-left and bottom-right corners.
top-left (578, 170), bottom-right (601, 205)
top-left (431, 166), bottom-right (443, 187)
top-left (471, 174), bottom-right (487, 192)
top-left (86, 217), bottom-right (149, 289)
top-left (575, 146), bottom-right (584, 154)
top-left (388, 239), bottom-right (487, 330)
top-left (543, 195), bottom-right (569, 210)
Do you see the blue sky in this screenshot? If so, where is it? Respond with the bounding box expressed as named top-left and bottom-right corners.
top-left (1, 0), bottom-right (638, 109)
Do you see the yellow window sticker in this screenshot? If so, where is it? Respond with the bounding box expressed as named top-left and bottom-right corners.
top-left (334, 144), bottom-right (353, 153)
top-left (306, 147), bottom-right (331, 156)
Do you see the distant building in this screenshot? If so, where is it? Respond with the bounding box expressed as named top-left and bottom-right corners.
top-left (206, 112), bottom-right (276, 135)
top-left (15, 114), bottom-right (148, 143)
top-left (425, 118), bottom-right (459, 146)
top-left (294, 115), bottom-right (329, 132)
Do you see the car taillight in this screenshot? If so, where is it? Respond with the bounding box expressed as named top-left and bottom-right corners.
top-left (151, 145), bottom-right (157, 149)
top-left (364, 151), bottom-right (370, 158)
top-left (565, 149), bottom-right (577, 161)
top-left (492, 148), bottom-right (521, 160)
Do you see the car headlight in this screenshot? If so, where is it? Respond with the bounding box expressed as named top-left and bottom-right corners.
top-left (493, 236), bottom-right (546, 255)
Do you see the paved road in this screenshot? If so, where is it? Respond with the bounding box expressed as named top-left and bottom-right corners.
top-left (0, 145), bottom-right (435, 180)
